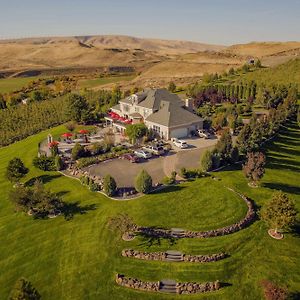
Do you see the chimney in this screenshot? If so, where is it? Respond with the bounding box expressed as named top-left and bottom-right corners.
top-left (185, 98), bottom-right (194, 112)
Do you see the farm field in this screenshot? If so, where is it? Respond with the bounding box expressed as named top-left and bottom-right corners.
top-left (0, 77), bottom-right (40, 93)
top-left (0, 120), bottom-right (299, 299)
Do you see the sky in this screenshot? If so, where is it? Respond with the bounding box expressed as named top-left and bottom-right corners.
top-left (0, 0), bottom-right (299, 45)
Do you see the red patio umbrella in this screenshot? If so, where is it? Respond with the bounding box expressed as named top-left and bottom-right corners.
top-left (61, 132), bottom-right (73, 138)
top-left (78, 129), bottom-right (89, 134)
top-left (48, 141), bottom-right (59, 148)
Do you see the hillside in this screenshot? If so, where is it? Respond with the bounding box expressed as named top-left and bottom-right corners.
top-left (225, 41), bottom-right (300, 66)
top-left (0, 36), bottom-right (299, 87)
top-left (240, 58), bottom-right (300, 86)
top-left (0, 35), bottom-right (224, 72)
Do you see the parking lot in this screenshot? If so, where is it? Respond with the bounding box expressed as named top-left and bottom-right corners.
top-left (85, 136), bottom-right (218, 187)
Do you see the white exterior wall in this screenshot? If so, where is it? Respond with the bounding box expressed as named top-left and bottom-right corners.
top-left (119, 102), bottom-right (153, 119)
top-left (144, 120), bottom-right (169, 140)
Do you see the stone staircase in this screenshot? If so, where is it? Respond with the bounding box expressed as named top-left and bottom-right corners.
top-left (159, 279), bottom-right (177, 294)
top-left (165, 250), bottom-right (183, 262)
top-left (170, 228), bottom-right (185, 238)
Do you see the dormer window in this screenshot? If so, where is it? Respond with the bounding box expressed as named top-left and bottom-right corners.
top-left (129, 94), bottom-right (138, 104)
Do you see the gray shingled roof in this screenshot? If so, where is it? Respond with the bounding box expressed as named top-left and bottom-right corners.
top-left (145, 101), bottom-right (202, 127)
top-left (119, 88), bottom-right (203, 128)
top-left (119, 88), bottom-right (182, 110)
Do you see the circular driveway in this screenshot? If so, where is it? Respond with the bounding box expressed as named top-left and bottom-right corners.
top-left (85, 137), bottom-right (218, 187)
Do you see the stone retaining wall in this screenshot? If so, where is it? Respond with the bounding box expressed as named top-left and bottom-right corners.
top-left (122, 249), bottom-right (227, 263)
top-left (122, 249), bottom-right (166, 261)
top-left (137, 189), bottom-right (256, 239)
top-left (176, 281), bottom-right (221, 294)
top-left (115, 274), bottom-right (159, 292)
top-left (115, 274), bottom-right (221, 294)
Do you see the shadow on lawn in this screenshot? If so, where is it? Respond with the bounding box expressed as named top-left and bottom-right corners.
top-left (289, 291), bottom-right (300, 300)
top-left (263, 182), bottom-right (300, 195)
top-left (137, 226), bottom-right (177, 247)
top-left (25, 174), bottom-right (62, 186)
top-left (62, 201), bottom-right (97, 221)
top-left (151, 185), bottom-right (186, 195)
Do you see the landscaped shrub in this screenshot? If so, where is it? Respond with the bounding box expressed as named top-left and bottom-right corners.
top-left (33, 156), bottom-right (55, 171)
top-left (71, 143), bottom-right (85, 160)
top-left (89, 179), bottom-right (101, 192)
top-left (103, 174), bottom-right (117, 196)
top-left (181, 167), bottom-right (204, 179)
top-left (135, 169), bottom-right (152, 194)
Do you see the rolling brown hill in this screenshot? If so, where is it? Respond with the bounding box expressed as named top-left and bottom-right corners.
top-left (0, 35), bottom-right (225, 72)
top-left (0, 35), bottom-right (299, 87)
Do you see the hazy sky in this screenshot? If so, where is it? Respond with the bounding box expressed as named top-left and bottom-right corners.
top-left (0, 0), bottom-right (299, 45)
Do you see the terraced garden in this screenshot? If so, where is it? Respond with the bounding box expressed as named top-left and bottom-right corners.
top-left (0, 121), bottom-right (299, 299)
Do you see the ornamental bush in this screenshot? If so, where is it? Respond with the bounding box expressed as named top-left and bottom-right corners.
top-left (33, 156), bottom-right (55, 171)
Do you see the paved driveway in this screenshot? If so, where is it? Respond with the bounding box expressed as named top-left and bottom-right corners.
top-left (85, 137), bottom-right (218, 187)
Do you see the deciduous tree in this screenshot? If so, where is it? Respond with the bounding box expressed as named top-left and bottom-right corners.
top-left (243, 152), bottom-right (266, 186)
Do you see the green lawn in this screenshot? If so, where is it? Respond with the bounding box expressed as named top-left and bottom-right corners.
top-left (77, 75), bottom-right (136, 89)
top-left (0, 77), bottom-right (40, 93)
top-left (0, 121), bottom-right (299, 299)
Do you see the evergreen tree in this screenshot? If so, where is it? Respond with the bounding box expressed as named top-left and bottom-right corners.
top-left (103, 174), bottom-right (117, 196)
top-left (135, 169), bottom-right (152, 194)
top-left (201, 150), bottom-right (213, 172)
top-left (6, 158), bottom-right (28, 183)
top-left (215, 129), bottom-right (233, 162)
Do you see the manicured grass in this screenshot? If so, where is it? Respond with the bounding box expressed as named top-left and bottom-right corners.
top-left (0, 77), bottom-right (40, 93)
top-left (77, 75), bottom-right (136, 89)
top-left (0, 121), bottom-right (299, 299)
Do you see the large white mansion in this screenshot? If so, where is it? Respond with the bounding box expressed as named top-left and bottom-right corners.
top-left (106, 88), bottom-right (203, 140)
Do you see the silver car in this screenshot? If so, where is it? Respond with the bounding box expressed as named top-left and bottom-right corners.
top-left (134, 149), bottom-right (152, 159)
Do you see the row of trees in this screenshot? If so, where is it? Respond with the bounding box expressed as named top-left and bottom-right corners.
top-left (192, 83), bottom-right (296, 111)
top-left (102, 169), bottom-right (153, 197)
top-left (0, 96), bottom-right (70, 147)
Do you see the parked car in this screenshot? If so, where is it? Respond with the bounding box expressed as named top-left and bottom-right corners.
top-left (197, 129), bottom-right (210, 139)
top-left (142, 145), bottom-right (165, 156)
top-left (171, 138), bottom-right (188, 149)
top-left (134, 149), bottom-right (152, 159)
top-left (119, 153), bottom-right (140, 163)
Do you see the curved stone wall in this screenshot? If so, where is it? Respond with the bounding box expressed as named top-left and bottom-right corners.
top-left (136, 189), bottom-right (256, 239)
